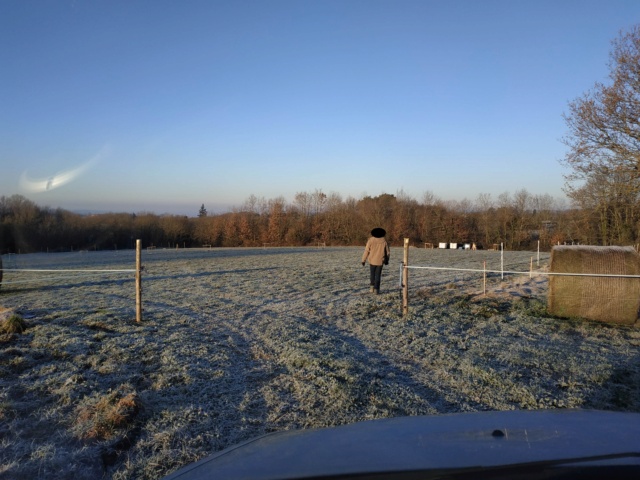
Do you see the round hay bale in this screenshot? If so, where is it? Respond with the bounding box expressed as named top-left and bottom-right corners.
top-left (547, 245), bottom-right (640, 325)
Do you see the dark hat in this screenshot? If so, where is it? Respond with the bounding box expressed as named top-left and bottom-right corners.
top-left (371, 227), bottom-right (386, 238)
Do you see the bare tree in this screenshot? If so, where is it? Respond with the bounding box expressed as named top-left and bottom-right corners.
top-left (311, 189), bottom-right (327, 215)
top-left (562, 25), bottom-right (640, 244)
top-left (160, 215), bottom-right (191, 248)
top-left (266, 196), bottom-right (287, 245)
top-left (393, 190), bottom-right (418, 244)
top-left (241, 194), bottom-right (259, 214)
top-left (294, 191), bottom-right (312, 218)
top-left (475, 193), bottom-right (494, 247)
top-left (512, 189), bottom-right (532, 249)
top-left (222, 212), bottom-right (241, 247)
top-left (421, 190), bottom-right (438, 207)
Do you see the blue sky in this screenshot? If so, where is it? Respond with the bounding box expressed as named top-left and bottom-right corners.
top-left (1, 0), bottom-right (639, 216)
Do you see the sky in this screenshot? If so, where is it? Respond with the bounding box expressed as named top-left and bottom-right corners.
top-left (1, 0), bottom-right (639, 216)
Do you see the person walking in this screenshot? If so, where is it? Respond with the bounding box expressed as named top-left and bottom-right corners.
top-left (361, 227), bottom-right (390, 294)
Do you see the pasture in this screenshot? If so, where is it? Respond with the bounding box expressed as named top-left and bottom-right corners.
top-left (1, 247), bottom-right (639, 479)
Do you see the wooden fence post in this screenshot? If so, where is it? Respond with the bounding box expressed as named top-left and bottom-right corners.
top-left (402, 238), bottom-right (409, 316)
top-left (136, 239), bottom-right (142, 322)
top-left (483, 260), bottom-right (486, 296)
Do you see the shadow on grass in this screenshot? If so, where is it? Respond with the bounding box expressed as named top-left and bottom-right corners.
top-left (584, 349), bottom-right (640, 413)
top-left (0, 267), bottom-right (282, 294)
top-left (143, 267), bottom-right (281, 282)
top-left (238, 308), bottom-right (462, 428)
top-left (320, 320), bottom-right (461, 414)
top-left (141, 246), bottom-right (344, 264)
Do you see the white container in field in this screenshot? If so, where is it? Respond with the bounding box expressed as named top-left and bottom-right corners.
top-left (439, 242), bottom-right (448, 249)
top-left (449, 243), bottom-right (458, 250)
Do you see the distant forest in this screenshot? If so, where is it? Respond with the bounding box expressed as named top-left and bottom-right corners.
top-left (1, 188), bottom-right (634, 254)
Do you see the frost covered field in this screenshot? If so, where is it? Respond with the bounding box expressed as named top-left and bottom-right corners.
top-left (1, 246), bottom-right (639, 479)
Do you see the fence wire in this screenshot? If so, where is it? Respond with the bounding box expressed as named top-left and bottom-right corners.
top-left (405, 265), bottom-right (640, 279)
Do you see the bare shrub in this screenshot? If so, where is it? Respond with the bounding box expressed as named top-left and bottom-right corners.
top-left (1, 314), bottom-right (26, 334)
top-left (74, 386), bottom-right (142, 442)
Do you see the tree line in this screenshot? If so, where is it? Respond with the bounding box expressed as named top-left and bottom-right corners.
top-left (0, 190), bottom-right (598, 254)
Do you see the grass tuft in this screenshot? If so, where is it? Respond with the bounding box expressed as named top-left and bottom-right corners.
top-left (511, 297), bottom-right (548, 317)
top-left (1, 314), bottom-right (27, 334)
top-left (74, 386), bottom-right (142, 442)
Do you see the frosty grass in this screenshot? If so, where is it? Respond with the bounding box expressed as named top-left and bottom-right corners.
top-left (1, 246), bottom-right (639, 479)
